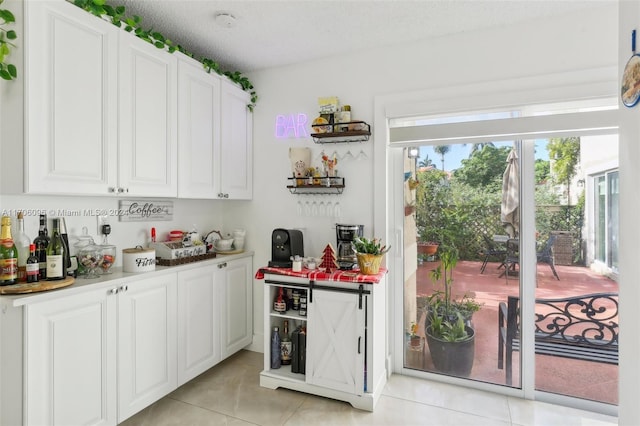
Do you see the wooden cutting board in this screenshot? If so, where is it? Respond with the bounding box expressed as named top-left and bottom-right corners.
top-left (0, 276), bottom-right (75, 295)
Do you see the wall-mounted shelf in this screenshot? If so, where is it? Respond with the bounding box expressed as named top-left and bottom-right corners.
top-left (311, 121), bottom-right (370, 144)
top-left (287, 177), bottom-right (345, 194)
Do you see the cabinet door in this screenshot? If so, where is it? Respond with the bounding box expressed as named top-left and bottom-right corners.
top-left (219, 257), bottom-right (253, 358)
top-left (219, 80), bottom-right (253, 200)
top-left (25, 288), bottom-right (117, 426)
top-left (177, 57), bottom-right (221, 198)
top-left (118, 274), bottom-right (177, 422)
top-left (177, 265), bottom-right (221, 385)
top-left (306, 288), bottom-right (365, 395)
top-left (25, 0), bottom-right (118, 195)
top-left (119, 33), bottom-right (178, 197)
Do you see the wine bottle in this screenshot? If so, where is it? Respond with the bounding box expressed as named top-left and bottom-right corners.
top-left (274, 287), bottom-right (286, 313)
top-left (26, 244), bottom-right (39, 283)
top-left (280, 320), bottom-right (292, 365)
top-left (270, 326), bottom-right (281, 369)
top-left (33, 214), bottom-right (50, 280)
top-left (0, 216), bottom-right (18, 286)
top-left (15, 211), bottom-right (31, 282)
top-left (46, 218), bottom-right (66, 281)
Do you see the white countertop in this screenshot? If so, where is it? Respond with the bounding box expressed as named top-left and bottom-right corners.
top-left (0, 251), bottom-right (253, 308)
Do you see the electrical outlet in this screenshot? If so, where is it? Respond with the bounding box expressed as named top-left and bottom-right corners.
top-left (97, 215), bottom-right (109, 235)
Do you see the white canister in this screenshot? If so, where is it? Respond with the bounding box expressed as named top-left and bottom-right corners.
top-left (123, 246), bottom-right (156, 273)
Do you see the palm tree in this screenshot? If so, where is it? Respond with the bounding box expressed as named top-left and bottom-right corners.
top-left (419, 155), bottom-right (434, 169)
top-left (467, 142), bottom-right (495, 156)
top-left (433, 145), bottom-right (450, 171)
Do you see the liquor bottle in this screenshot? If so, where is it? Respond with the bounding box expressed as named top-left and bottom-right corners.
top-left (59, 217), bottom-right (72, 276)
top-left (0, 216), bottom-right (18, 286)
top-left (274, 287), bottom-right (286, 313)
top-left (270, 326), bottom-right (281, 369)
top-left (280, 320), bottom-right (292, 366)
top-left (15, 212), bottom-right (31, 282)
top-left (33, 214), bottom-right (50, 280)
top-left (46, 218), bottom-right (66, 281)
top-left (26, 244), bottom-right (39, 283)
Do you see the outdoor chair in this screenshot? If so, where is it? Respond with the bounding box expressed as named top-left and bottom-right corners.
top-left (480, 235), bottom-right (507, 274)
top-left (500, 238), bottom-right (519, 284)
top-left (537, 234), bottom-right (560, 280)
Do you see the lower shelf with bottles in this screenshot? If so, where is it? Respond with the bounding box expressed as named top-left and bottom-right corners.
top-left (267, 282), bottom-right (309, 381)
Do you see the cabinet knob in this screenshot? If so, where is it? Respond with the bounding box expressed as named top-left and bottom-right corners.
top-left (117, 187), bottom-right (129, 194)
top-left (108, 287), bottom-right (119, 295)
top-left (119, 285), bottom-right (128, 292)
top-left (108, 187), bottom-right (117, 193)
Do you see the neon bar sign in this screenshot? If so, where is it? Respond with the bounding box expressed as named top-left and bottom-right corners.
top-left (275, 113), bottom-right (308, 138)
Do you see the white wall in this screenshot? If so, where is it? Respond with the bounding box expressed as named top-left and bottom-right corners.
top-left (0, 194), bottom-right (228, 266)
top-left (237, 0), bottom-right (620, 403)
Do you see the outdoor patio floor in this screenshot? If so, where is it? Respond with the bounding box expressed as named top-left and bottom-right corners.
top-left (410, 259), bottom-right (619, 406)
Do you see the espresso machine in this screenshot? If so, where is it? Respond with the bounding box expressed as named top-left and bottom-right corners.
top-left (335, 224), bottom-right (364, 270)
top-left (268, 228), bottom-right (304, 268)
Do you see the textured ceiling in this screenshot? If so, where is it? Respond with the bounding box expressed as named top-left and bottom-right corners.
top-left (117, 0), bottom-right (612, 73)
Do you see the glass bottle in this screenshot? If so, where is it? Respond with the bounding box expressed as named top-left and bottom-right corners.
top-left (15, 212), bottom-right (31, 282)
top-left (46, 218), bottom-right (66, 280)
top-left (0, 216), bottom-right (18, 285)
top-left (270, 326), bottom-right (281, 369)
top-left (33, 214), bottom-right (50, 280)
top-left (280, 320), bottom-right (292, 366)
top-left (274, 287), bottom-right (286, 313)
top-left (26, 244), bottom-right (39, 283)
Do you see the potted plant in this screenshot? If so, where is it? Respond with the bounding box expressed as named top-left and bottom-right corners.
top-left (353, 237), bottom-right (390, 275)
top-left (424, 245), bottom-right (481, 376)
top-left (409, 321), bottom-right (421, 347)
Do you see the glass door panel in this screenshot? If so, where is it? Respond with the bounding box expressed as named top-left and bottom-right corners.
top-left (532, 135), bottom-right (619, 405)
top-left (402, 142), bottom-right (521, 386)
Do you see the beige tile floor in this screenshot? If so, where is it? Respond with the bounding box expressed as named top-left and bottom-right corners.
top-left (121, 350), bottom-right (618, 426)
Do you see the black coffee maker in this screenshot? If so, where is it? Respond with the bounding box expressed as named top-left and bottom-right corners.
top-left (336, 224), bottom-right (364, 270)
top-left (268, 228), bottom-right (304, 268)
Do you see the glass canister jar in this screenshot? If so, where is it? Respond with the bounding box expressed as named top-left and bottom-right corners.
top-left (99, 244), bottom-right (116, 274)
top-left (78, 242), bottom-right (102, 279)
top-left (73, 227), bottom-right (95, 276)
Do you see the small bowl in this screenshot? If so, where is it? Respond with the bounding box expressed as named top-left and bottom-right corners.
top-left (214, 238), bottom-right (234, 251)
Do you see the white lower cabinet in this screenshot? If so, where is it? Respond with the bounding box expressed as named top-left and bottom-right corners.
top-left (177, 257), bottom-right (253, 385)
top-left (25, 285), bottom-right (118, 426)
top-left (260, 275), bottom-right (387, 411)
top-left (177, 265), bottom-right (221, 385)
top-left (0, 256), bottom-right (253, 425)
top-left (24, 273), bottom-right (177, 425)
top-left (218, 256), bottom-right (253, 358)
top-left (117, 274), bottom-right (178, 422)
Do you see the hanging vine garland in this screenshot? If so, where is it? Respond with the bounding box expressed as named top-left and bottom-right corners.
top-left (72, 0), bottom-right (257, 111)
top-left (0, 0), bottom-right (17, 81)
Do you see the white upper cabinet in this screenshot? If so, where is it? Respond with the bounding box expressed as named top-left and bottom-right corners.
top-left (177, 57), bottom-right (221, 198)
top-left (220, 80), bottom-right (253, 200)
top-left (24, 0), bottom-right (119, 195)
top-left (13, 1), bottom-right (250, 199)
top-left (118, 33), bottom-right (178, 197)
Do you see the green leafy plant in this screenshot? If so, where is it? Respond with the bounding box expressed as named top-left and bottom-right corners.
top-left (353, 237), bottom-right (391, 255)
top-left (0, 0), bottom-right (17, 81)
top-left (72, 0), bottom-right (257, 110)
top-left (424, 245), bottom-right (481, 342)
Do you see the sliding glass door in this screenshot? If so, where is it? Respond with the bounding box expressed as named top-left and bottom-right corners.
top-left (394, 103), bottom-right (619, 410)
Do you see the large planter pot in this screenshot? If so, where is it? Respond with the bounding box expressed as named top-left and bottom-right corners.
top-left (417, 242), bottom-right (439, 256)
top-left (425, 326), bottom-right (475, 377)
